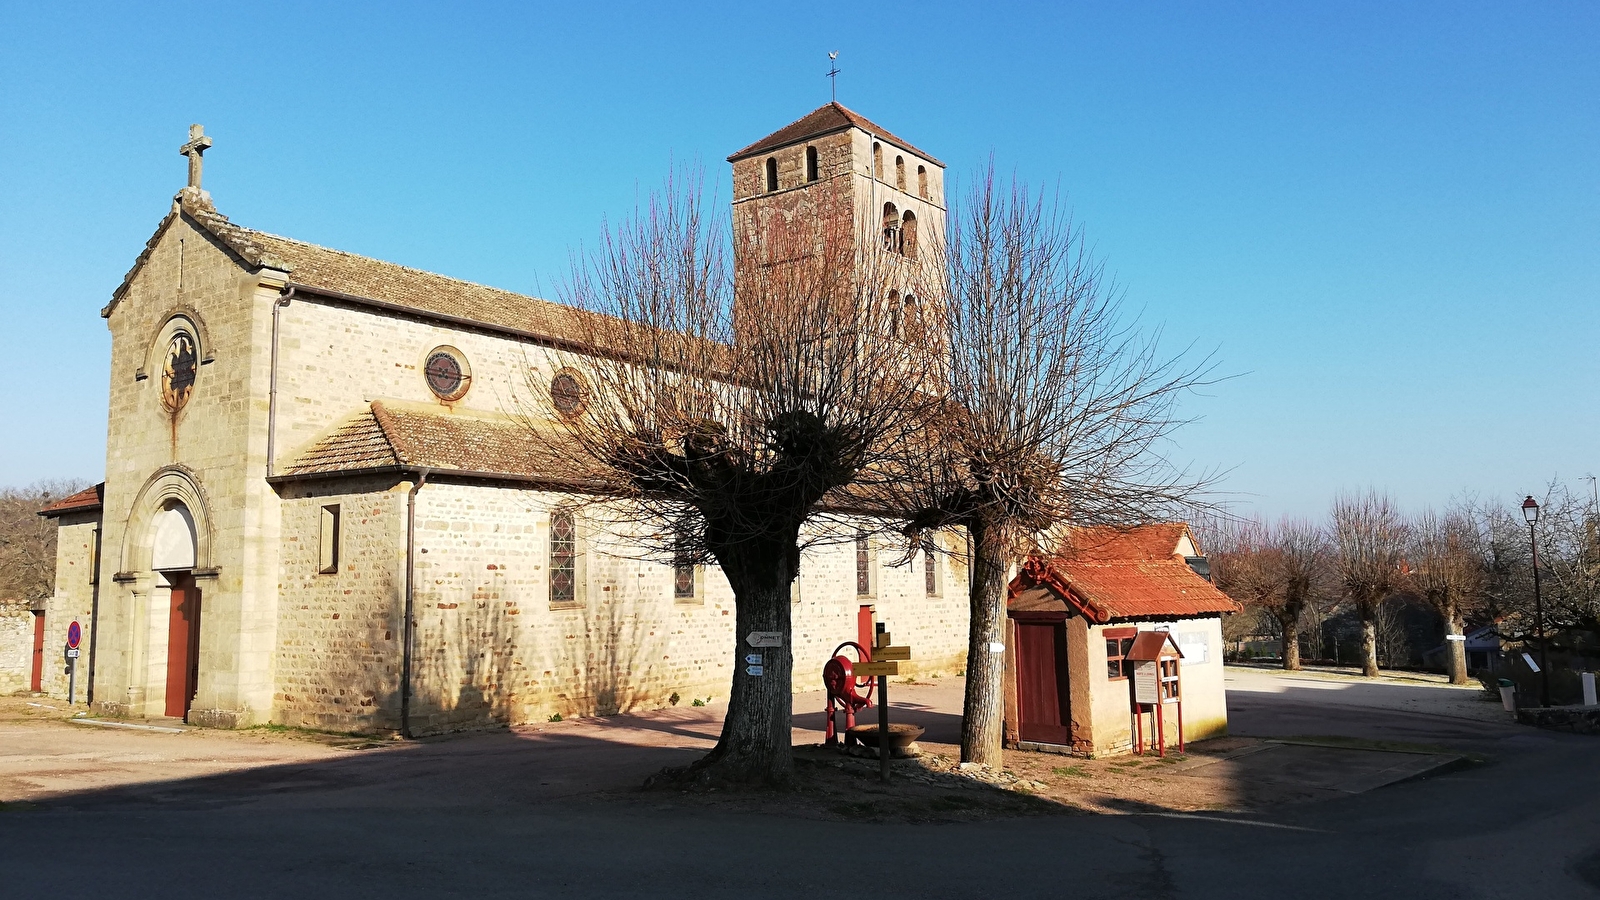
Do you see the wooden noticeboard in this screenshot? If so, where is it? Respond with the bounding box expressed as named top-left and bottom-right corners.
top-left (1133, 660), bottom-right (1160, 704)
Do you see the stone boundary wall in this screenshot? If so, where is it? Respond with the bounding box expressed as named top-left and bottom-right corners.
top-left (1517, 705), bottom-right (1600, 735)
top-left (0, 599), bottom-right (33, 694)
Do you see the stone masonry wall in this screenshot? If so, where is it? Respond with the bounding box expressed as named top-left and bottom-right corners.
top-left (38, 513), bottom-right (101, 701)
top-left (273, 477), bottom-right (407, 730)
top-left (96, 209), bottom-right (284, 724)
top-left (0, 599), bottom-right (33, 694)
top-left (291, 480), bottom-right (970, 735)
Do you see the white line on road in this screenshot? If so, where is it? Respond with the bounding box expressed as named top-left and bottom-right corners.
top-left (1137, 812), bottom-right (1325, 832)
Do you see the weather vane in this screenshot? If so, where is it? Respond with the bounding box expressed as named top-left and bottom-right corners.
top-left (827, 51), bottom-right (840, 102)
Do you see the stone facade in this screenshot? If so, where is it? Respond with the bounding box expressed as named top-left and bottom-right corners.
top-left (41, 105), bottom-right (974, 735)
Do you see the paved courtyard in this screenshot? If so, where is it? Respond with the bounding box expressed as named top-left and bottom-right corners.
top-left (2, 666), bottom-right (1596, 898)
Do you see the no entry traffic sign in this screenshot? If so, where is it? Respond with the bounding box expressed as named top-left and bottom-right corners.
top-left (66, 620), bottom-right (82, 650)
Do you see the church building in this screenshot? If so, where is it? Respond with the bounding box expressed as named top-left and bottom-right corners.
top-left (35, 106), bottom-right (971, 734)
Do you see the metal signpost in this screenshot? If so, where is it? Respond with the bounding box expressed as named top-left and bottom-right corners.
top-left (65, 620), bottom-right (82, 705)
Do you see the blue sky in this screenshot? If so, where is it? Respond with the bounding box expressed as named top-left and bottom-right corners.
top-left (2, 1), bottom-right (1595, 518)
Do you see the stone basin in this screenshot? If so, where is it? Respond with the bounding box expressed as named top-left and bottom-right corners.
top-left (845, 723), bottom-right (926, 758)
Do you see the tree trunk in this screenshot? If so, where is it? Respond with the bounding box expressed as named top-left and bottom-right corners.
top-left (656, 534), bottom-right (797, 787)
top-left (960, 517), bottom-right (1009, 767)
top-left (1445, 611), bottom-right (1469, 685)
top-left (1280, 614), bottom-right (1301, 671)
top-left (1360, 614), bottom-right (1380, 677)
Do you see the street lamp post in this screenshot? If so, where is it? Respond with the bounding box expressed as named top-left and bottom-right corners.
top-left (1522, 496), bottom-right (1551, 708)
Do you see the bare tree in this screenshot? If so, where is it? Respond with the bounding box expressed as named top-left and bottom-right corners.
top-left (1408, 505), bottom-right (1487, 684)
top-left (890, 168), bottom-right (1216, 767)
top-left (0, 480), bottom-right (87, 603)
top-left (525, 172), bottom-right (929, 785)
top-left (1330, 490), bottom-right (1409, 677)
top-left (1208, 516), bottom-right (1330, 670)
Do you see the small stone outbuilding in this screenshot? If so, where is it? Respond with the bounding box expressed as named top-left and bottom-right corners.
top-left (1002, 524), bottom-right (1239, 757)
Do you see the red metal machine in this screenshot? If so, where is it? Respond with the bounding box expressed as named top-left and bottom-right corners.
top-left (823, 641), bottom-right (875, 745)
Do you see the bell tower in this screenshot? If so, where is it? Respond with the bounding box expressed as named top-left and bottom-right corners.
top-left (727, 103), bottom-right (945, 339)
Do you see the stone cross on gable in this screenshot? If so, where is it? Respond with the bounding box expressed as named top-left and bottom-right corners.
top-left (179, 124), bottom-right (212, 190)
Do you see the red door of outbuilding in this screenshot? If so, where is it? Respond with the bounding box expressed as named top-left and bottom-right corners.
top-left (29, 612), bottom-right (45, 692)
top-left (1015, 620), bottom-right (1072, 745)
top-left (163, 575), bottom-right (202, 720)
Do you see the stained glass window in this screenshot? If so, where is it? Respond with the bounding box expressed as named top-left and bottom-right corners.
top-left (551, 372), bottom-right (586, 416)
top-left (550, 509), bottom-right (576, 605)
top-left (923, 538), bottom-right (938, 596)
top-left (161, 332), bottom-right (198, 411)
top-left (424, 348), bottom-right (470, 401)
top-left (856, 534), bottom-right (872, 597)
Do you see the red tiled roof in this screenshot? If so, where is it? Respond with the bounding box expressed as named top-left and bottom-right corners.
top-left (1007, 523), bottom-right (1239, 623)
top-left (37, 483), bottom-right (104, 518)
top-left (728, 102), bottom-right (942, 164)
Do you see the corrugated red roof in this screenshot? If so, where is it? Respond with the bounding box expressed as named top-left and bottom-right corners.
top-left (728, 102), bottom-right (942, 164)
top-left (37, 483), bottom-right (104, 518)
top-left (1008, 523), bottom-right (1238, 623)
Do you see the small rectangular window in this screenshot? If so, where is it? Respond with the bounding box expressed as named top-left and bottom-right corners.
top-left (1104, 629), bottom-right (1136, 680)
top-left (922, 537), bottom-right (939, 597)
top-left (319, 505), bottom-right (340, 574)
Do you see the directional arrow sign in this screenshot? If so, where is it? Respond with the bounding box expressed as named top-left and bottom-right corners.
top-left (874, 645), bottom-right (912, 661)
top-left (745, 632), bottom-right (783, 648)
top-left (853, 661), bottom-right (899, 677)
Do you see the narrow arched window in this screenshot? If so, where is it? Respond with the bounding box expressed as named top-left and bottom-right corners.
top-left (895, 156), bottom-right (906, 191)
top-left (887, 290), bottom-right (902, 337)
top-left (901, 211), bottom-right (918, 259)
top-left (917, 165), bottom-right (928, 199)
top-left (805, 146), bottom-right (819, 182)
top-left (902, 293), bottom-right (918, 337)
top-left (881, 202), bottom-right (900, 253)
top-left (550, 508), bottom-right (578, 605)
top-left (872, 143), bottom-right (883, 180)
top-left (765, 157), bottom-right (778, 192)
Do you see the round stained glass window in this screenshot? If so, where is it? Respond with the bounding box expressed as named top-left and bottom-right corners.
top-left (161, 332), bottom-right (198, 412)
top-left (424, 347), bottom-right (470, 401)
top-left (550, 371), bottom-right (586, 416)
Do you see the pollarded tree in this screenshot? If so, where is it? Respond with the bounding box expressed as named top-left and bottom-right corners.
top-left (1408, 506), bottom-right (1488, 685)
top-left (1330, 490), bottom-right (1409, 677)
top-left (890, 168), bottom-right (1217, 767)
top-left (525, 172), bottom-right (930, 786)
top-left (1208, 516), bottom-right (1330, 670)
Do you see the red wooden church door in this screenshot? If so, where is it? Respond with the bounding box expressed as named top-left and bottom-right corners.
top-left (1015, 621), bottom-right (1072, 745)
top-left (164, 575), bottom-right (202, 719)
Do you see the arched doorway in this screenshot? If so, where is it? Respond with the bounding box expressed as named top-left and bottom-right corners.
top-left (151, 503), bottom-right (201, 720)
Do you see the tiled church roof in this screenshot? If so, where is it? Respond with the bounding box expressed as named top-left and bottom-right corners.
top-left (279, 400), bottom-right (594, 483)
top-left (107, 190), bottom-right (591, 344)
top-left (107, 192), bottom-right (717, 365)
top-left (728, 102), bottom-right (942, 164)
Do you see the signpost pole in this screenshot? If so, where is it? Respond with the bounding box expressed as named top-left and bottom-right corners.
top-left (67, 654), bottom-right (76, 706)
top-left (878, 674), bottom-right (889, 782)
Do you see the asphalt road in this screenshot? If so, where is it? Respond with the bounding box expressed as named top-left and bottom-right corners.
top-left (2, 673), bottom-right (1596, 899)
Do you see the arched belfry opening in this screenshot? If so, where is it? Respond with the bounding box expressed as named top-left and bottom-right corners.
top-left (765, 157), bottom-right (779, 192)
top-left (805, 146), bottom-right (819, 182)
top-left (901, 211), bottom-right (918, 259)
top-left (882, 202), bottom-right (901, 253)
